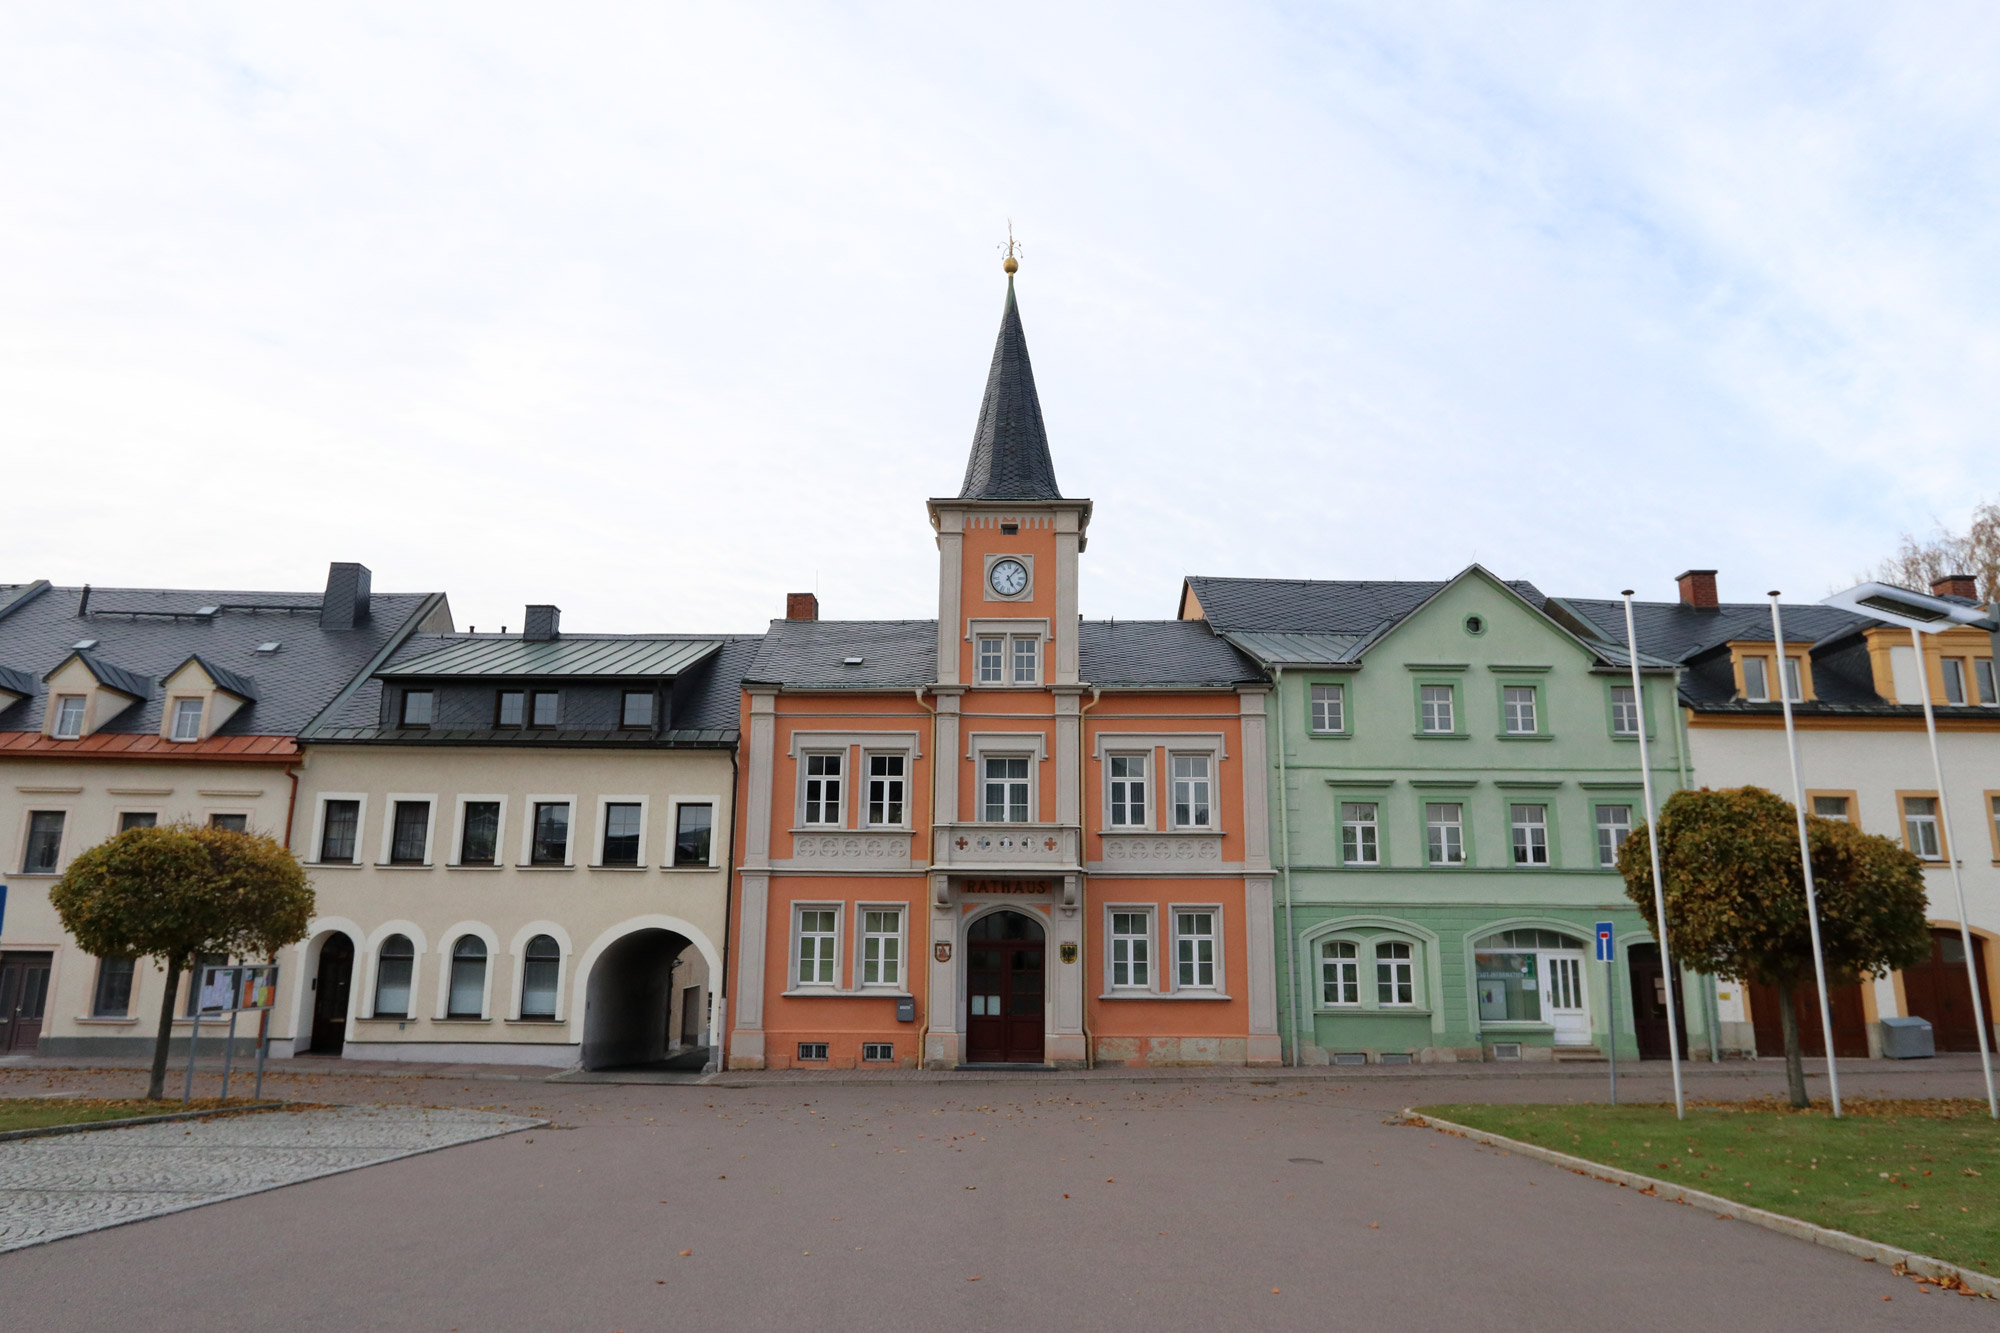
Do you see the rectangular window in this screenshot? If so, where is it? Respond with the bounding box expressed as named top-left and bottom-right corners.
top-left (93, 957), bottom-right (134, 1017)
top-left (797, 1042), bottom-right (829, 1062)
top-left (1502, 686), bottom-right (1537, 735)
top-left (530, 690), bottom-right (559, 727)
top-left (1943, 658), bottom-right (1968, 705)
top-left (1110, 911), bottom-right (1150, 989)
top-left (602, 802), bottom-right (642, 866)
top-left (389, 801), bottom-right (429, 864)
top-left (1978, 658), bottom-right (1998, 706)
top-left (1012, 636), bottom-right (1039, 685)
top-left (1992, 795), bottom-right (2000, 856)
top-left (400, 690), bottom-right (434, 728)
top-left (1171, 754), bottom-right (1211, 828)
top-left (1510, 804), bottom-right (1549, 866)
top-left (318, 800), bottom-right (359, 863)
top-left (983, 756), bottom-right (1030, 823)
top-left (460, 801), bottom-right (500, 865)
top-left (1310, 684), bottom-right (1344, 733)
top-left (1595, 804), bottom-right (1632, 867)
top-left (797, 909), bottom-right (837, 987)
top-left (1420, 685), bottom-right (1454, 733)
top-left (1741, 655), bottom-right (1769, 702)
top-left (1376, 941), bottom-right (1415, 1006)
top-left (622, 691), bottom-right (655, 729)
top-left (496, 690), bottom-right (525, 727)
top-left (1320, 940), bottom-right (1359, 1005)
top-left (532, 802), bottom-right (571, 865)
top-left (1903, 796), bottom-right (1942, 860)
top-left (1425, 803), bottom-right (1464, 865)
top-left (171, 697), bottom-right (204, 741)
top-left (674, 803), bottom-right (713, 866)
top-left (1340, 803), bottom-right (1379, 865)
top-left (862, 1042), bottom-right (894, 1062)
top-left (1475, 950), bottom-right (1542, 1022)
top-left (867, 754), bottom-right (906, 827)
top-left (1175, 911), bottom-right (1216, 989)
top-left (209, 813), bottom-right (247, 832)
top-left (53, 695), bottom-right (85, 739)
top-left (976, 636), bottom-right (1004, 685)
top-left (1783, 657), bottom-right (1804, 703)
top-left (804, 753), bottom-right (844, 826)
top-left (861, 909), bottom-right (902, 986)
top-left (1610, 685), bottom-right (1640, 736)
top-left (1108, 754), bottom-right (1147, 827)
top-left (1811, 795), bottom-right (1850, 822)
top-left (119, 811), bottom-right (157, 832)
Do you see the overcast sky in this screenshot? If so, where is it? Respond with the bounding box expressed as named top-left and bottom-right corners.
top-left (6, 5), bottom-right (1998, 633)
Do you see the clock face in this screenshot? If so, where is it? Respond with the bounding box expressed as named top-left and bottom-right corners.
top-left (989, 558), bottom-right (1029, 597)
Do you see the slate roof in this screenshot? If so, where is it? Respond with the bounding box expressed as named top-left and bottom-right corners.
top-left (1185, 575), bottom-right (1549, 635)
top-left (176, 654), bottom-right (259, 701)
top-left (56, 649), bottom-right (155, 700)
top-left (958, 278), bottom-right (1063, 502)
top-left (1079, 621), bottom-right (1262, 687)
top-left (747, 620), bottom-right (939, 690)
top-left (382, 635), bottom-right (721, 679)
top-left (0, 580), bottom-right (445, 738)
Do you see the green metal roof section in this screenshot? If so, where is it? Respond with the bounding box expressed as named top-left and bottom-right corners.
top-left (383, 636), bottom-right (723, 679)
top-left (1218, 629), bottom-right (1376, 668)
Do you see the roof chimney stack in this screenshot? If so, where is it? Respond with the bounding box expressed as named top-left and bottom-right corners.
top-left (1932, 573), bottom-right (1978, 601)
top-left (320, 563), bottom-right (373, 628)
top-left (523, 605), bottom-right (561, 641)
top-left (786, 592), bottom-right (819, 622)
top-left (1675, 569), bottom-right (1718, 609)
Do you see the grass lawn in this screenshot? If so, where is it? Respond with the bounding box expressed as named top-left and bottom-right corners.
top-left (1419, 1099), bottom-right (2000, 1273)
top-left (0, 1097), bottom-right (270, 1134)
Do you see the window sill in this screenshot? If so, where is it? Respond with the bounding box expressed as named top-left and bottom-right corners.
top-left (303, 862), bottom-right (362, 870)
top-left (662, 863), bottom-right (721, 872)
top-left (515, 863), bottom-right (576, 871)
top-left (72, 1016), bottom-right (141, 1026)
top-left (505, 1017), bottom-right (566, 1026)
top-left (1478, 1022), bottom-right (1555, 1033)
top-left (1320, 1007), bottom-right (1433, 1017)
top-left (586, 863), bottom-right (649, 871)
top-left (447, 863), bottom-right (503, 871)
top-left (1495, 734), bottom-right (1554, 742)
top-left (779, 988), bottom-right (913, 999)
top-left (355, 1015), bottom-right (412, 1024)
top-left (1307, 731), bottom-right (1352, 740)
top-left (373, 863), bottom-right (435, 870)
top-left (432, 1017), bottom-right (491, 1025)
top-left (1412, 732), bottom-right (1470, 741)
top-left (1098, 991), bottom-right (1233, 1001)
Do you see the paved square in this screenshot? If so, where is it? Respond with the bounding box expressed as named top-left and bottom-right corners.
top-left (0, 1105), bottom-right (540, 1253)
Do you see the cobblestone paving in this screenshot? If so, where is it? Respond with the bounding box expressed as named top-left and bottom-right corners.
top-left (0, 1105), bottom-right (540, 1253)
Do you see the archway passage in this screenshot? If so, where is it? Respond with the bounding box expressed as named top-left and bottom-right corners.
top-left (965, 910), bottom-right (1045, 1065)
top-left (1904, 928), bottom-right (1996, 1053)
top-left (583, 928), bottom-right (705, 1071)
top-left (310, 935), bottom-right (354, 1055)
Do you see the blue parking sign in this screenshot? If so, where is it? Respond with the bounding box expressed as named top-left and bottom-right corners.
top-left (1594, 921), bottom-right (1614, 962)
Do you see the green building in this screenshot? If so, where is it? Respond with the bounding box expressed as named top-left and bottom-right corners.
top-left (1180, 566), bottom-right (1714, 1065)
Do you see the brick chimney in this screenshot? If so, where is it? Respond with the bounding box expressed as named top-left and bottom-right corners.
top-left (320, 562), bottom-right (373, 628)
top-left (1931, 573), bottom-right (1978, 601)
top-left (523, 605), bottom-right (560, 641)
top-left (786, 592), bottom-right (819, 621)
top-left (1675, 569), bottom-right (1718, 609)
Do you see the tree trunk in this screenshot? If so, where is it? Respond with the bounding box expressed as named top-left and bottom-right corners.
top-left (1775, 977), bottom-right (1808, 1109)
top-left (146, 959), bottom-right (183, 1101)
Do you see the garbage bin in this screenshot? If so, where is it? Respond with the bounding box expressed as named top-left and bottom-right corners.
top-left (1879, 1015), bottom-right (1935, 1059)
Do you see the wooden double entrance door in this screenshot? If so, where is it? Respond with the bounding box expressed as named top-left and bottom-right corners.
top-left (1904, 928), bottom-right (1996, 1053)
top-left (1748, 978), bottom-right (1869, 1059)
top-left (965, 911), bottom-right (1045, 1065)
top-left (0, 952), bottom-right (52, 1054)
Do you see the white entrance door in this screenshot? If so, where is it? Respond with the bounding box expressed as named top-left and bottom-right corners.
top-left (1543, 953), bottom-right (1590, 1045)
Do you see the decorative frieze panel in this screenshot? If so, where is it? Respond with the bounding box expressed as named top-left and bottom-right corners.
top-left (1096, 834), bottom-right (1225, 866)
top-left (779, 831), bottom-right (916, 871)
top-left (933, 822), bottom-right (1080, 872)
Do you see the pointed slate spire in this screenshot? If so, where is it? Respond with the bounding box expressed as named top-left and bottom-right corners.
top-left (959, 272), bottom-right (1063, 501)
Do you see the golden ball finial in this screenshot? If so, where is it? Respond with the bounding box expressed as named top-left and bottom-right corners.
top-left (1003, 255), bottom-right (1018, 275)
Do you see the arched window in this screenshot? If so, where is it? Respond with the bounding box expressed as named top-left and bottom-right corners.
top-left (374, 934), bottom-right (414, 1018)
top-left (520, 935), bottom-right (560, 1020)
top-left (447, 937), bottom-right (487, 1018)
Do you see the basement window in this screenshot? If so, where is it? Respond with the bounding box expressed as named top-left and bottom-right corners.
top-left (862, 1042), bottom-right (894, 1062)
top-left (797, 1042), bottom-right (829, 1062)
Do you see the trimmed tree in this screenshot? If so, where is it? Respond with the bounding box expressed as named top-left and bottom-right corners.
top-left (1617, 786), bottom-right (1930, 1107)
top-left (50, 823), bottom-right (314, 1100)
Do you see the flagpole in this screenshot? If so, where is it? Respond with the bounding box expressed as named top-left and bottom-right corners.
top-left (1623, 592), bottom-right (1684, 1119)
top-left (1769, 593), bottom-right (1843, 1116)
top-left (1909, 625), bottom-right (1998, 1118)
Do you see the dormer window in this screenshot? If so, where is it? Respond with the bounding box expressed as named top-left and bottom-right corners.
top-left (531, 690), bottom-right (560, 727)
top-left (171, 697), bottom-right (204, 741)
top-left (53, 696), bottom-right (85, 739)
top-left (621, 691), bottom-right (654, 729)
top-left (400, 690), bottom-right (434, 728)
top-left (1741, 656), bottom-right (1769, 702)
top-left (496, 690), bottom-right (525, 727)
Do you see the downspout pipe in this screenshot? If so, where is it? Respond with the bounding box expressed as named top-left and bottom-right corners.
top-left (1077, 685), bottom-right (1102, 1070)
top-left (1273, 665), bottom-right (1300, 1067)
top-left (716, 737), bottom-right (739, 1074)
top-left (913, 686), bottom-right (937, 1070)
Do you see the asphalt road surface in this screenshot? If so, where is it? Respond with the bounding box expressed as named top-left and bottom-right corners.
top-left (0, 1060), bottom-right (1991, 1330)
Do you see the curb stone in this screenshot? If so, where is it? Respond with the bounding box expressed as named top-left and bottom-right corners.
top-left (0, 1102), bottom-right (285, 1144)
top-left (1413, 1110), bottom-right (1999, 1299)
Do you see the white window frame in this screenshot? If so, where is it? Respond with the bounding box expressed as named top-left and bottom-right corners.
top-left (1425, 802), bottom-right (1465, 865)
top-left (309, 793), bottom-right (368, 866)
top-left (1977, 657), bottom-right (1998, 706)
top-left (432, 923), bottom-right (499, 1021)
top-left (1419, 684), bottom-right (1455, 734)
top-left (1943, 657), bottom-right (1968, 705)
top-left (377, 794), bottom-right (438, 867)
top-left (965, 619), bottom-right (1051, 689)
top-left (448, 795), bottom-right (508, 868)
top-left (1169, 752), bottom-right (1212, 829)
top-left (1309, 683), bottom-right (1345, 734)
top-left (18, 806), bottom-right (71, 876)
top-left (593, 795), bottom-right (650, 868)
top-left (1106, 752), bottom-right (1150, 829)
top-left (510, 924), bottom-right (570, 1021)
top-left (1502, 685), bottom-right (1537, 735)
top-left (1903, 796), bottom-right (1943, 861)
top-left (976, 635), bottom-right (1005, 685)
top-left (1509, 803), bottom-right (1549, 866)
top-left (53, 694), bottom-right (86, 739)
top-left (1170, 905), bottom-right (1223, 993)
top-left (170, 696), bottom-right (205, 742)
top-left (1741, 654), bottom-right (1769, 702)
top-left (1340, 802), bottom-right (1380, 865)
top-left (1319, 939), bottom-right (1360, 1007)
top-left (1610, 685), bottom-right (1640, 736)
top-left (1106, 907), bottom-right (1154, 993)
top-left (792, 904), bottom-right (842, 990)
top-left (667, 795), bottom-right (723, 869)
top-left (1012, 635), bottom-right (1039, 685)
top-left (369, 931), bottom-right (420, 1019)
top-left (864, 752), bottom-right (909, 829)
top-left (1782, 656), bottom-right (1804, 703)
top-left (1594, 804), bottom-right (1632, 868)
top-left (1375, 940), bottom-right (1417, 1007)
top-left (801, 751), bottom-right (846, 828)
top-left (980, 753), bottom-right (1034, 823)
top-left (856, 905), bottom-right (906, 990)
top-left (520, 794), bottom-right (578, 867)
top-left (1811, 794), bottom-right (1852, 823)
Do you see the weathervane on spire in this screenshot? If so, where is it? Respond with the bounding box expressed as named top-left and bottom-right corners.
top-left (999, 220), bottom-right (1022, 274)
